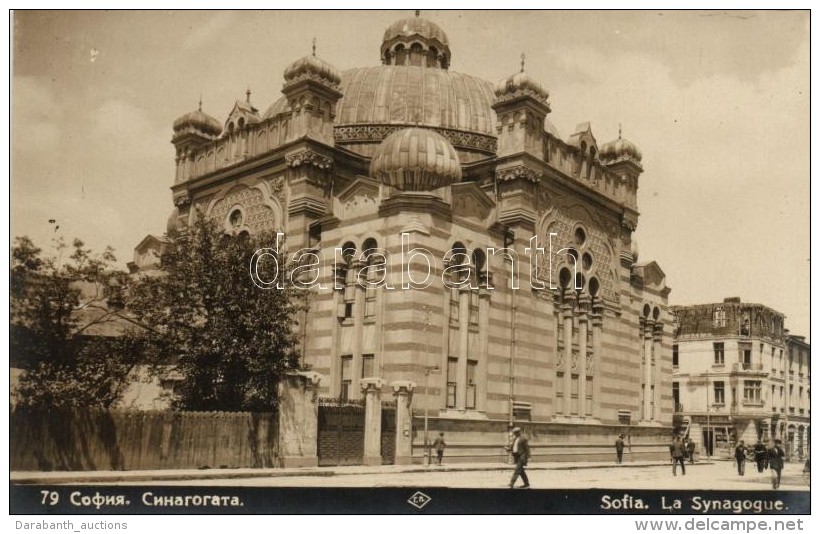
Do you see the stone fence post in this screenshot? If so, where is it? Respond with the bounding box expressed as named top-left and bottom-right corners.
top-left (392, 380), bottom-right (415, 465)
top-left (360, 377), bottom-right (385, 466)
top-left (277, 371), bottom-right (323, 468)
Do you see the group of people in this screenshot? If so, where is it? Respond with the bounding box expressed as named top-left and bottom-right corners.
top-left (433, 429), bottom-right (790, 490)
top-left (734, 438), bottom-right (786, 488)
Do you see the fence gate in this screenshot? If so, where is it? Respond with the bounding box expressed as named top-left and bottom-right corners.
top-left (317, 398), bottom-right (365, 466)
top-left (380, 401), bottom-right (396, 465)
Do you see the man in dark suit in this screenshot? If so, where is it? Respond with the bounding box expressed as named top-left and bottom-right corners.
top-left (615, 434), bottom-right (625, 464)
top-left (753, 440), bottom-right (768, 473)
top-left (768, 439), bottom-right (785, 489)
top-left (507, 427), bottom-right (530, 488)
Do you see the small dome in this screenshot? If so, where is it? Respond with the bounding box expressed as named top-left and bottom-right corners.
top-left (600, 134), bottom-right (643, 164)
top-left (283, 54), bottom-right (342, 87)
top-left (630, 239), bottom-right (639, 262)
top-left (383, 15), bottom-right (449, 47)
top-left (370, 127), bottom-right (462, 191)
top-left (172, 105), bottom-right (222, 137)
top-left (495, 70), bottom-right (550, 108)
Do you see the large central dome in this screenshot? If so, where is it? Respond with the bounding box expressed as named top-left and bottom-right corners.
top-left (263, 14), bottom-right (499, 162)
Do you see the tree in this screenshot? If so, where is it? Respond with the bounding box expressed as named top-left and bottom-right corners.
top-left (127, 216), bottom-right (303, 412)
top-left (10, 236), bottom-right (140, 409)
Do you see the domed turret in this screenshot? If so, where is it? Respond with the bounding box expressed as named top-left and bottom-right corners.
top-left (495, 69), bottom-right (551, 110)
top-left (283, 52), bottom-right (342, 88)
top-left (600, 127), bottom-right (642, 164)
top-left (381, 11), bottom-right (451, 69)
top-left (370, 127), bottom-right (462, 191)
top-left (172, 100), bottom-right (222, 138)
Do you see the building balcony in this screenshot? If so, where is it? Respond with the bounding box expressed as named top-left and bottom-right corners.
top-left (733, 362), bottom-right (764, 373)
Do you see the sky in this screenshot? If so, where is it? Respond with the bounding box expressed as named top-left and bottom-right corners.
top-left (10, 10), bottom-right (811, 338)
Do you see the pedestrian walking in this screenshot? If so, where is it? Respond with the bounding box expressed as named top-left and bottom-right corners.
top-left (686, 438), bottom-right (696, 464)
top-left (768, 439), bottom-right (785, 489)
top-left (615, 434), bottom-right (625, 464)
top-left (753, 440), bottom-right (767, 473)
top-left (670, 435), bottom-right (686, 476)
top-left (506, 427), bottom-right (530, 488)
top-left (734, 440), bottom-right (747, 476)
top-left (433, 432), bottom-right (446, 465)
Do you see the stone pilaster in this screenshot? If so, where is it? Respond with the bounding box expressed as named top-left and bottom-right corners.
top-left (577, 295), bottom-right (590, 417)
top-left (360, 378), bottom-right (385, 466)
top-left (591, 306), bottom-right (604, 420)
top-left (562, 293), bottom-right (575, 415)
top-left (652, 321), bottom-right (663, 421)
top-left (392, 380), bottom-right (416, 465)
top-left (350, 259), bottom-right (366, 399)
top-left (643, 319), bottom-right (655, 421)
top-left (277, 371), bottom-right (323, 468)
top-left (457, 286), bottom-right (470, 410)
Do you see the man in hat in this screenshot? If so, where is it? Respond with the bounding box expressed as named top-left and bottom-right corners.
top-left (768, 439), bottom-right (785, 489)
top-left (615, 434), bottom-right (625, 464)
top-left (506, 427), bottom-right (530, 488)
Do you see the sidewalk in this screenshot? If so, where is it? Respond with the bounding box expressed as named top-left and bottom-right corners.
top-left (11, 459), bottom-right (712, 485)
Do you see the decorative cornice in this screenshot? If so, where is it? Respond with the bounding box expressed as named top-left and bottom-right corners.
top-left (288, 196), bottom-right (327, 219)
top-left (286, 149), bottom-right (333, 170)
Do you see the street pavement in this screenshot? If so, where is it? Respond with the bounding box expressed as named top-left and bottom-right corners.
top-left (12, 460), bottom-right (810, 491)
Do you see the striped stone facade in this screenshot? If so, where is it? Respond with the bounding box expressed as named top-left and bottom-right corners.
top-left (163, 13), bottom-right (674, 462)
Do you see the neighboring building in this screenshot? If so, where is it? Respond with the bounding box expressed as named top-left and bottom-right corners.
top-left (139, 13), bottom-right (675, 461)
top-left (671, 297), bottom-right (810, 460)
top-left (784, 333), bottom-right (810, 459)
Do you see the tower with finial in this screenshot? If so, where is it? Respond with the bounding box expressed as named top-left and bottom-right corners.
top-left (600, 123), bottom-right (643, 210)
top-left (281, 38), bottom-right (343, 144)
top-left (171, 96), bottom-right (222, 183)
top-left (492, 52), bottom-right (551, 158)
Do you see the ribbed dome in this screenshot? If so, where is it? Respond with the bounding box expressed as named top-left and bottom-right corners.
top-left (370, 127), bottom-right (462, 191)
top-left (495, 71), bottom-right (550, 108)
top-left (383, 15), bottom-right (449, 47)
top-left (600, 135), bottom-right (643, 164)
top-left (283, 54), bottom-right (342, 87)
top-left (173, 106), bottom-right (222, 137)
top-left (337, 66), bottom-right (495, 134)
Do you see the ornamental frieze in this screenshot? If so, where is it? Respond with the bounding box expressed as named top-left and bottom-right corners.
top-left (334, 124), bottom-right (497, 154)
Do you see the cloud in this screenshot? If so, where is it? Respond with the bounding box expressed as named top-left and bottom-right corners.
top-left (12, 76), bottom-right (64, 154)
top-left (183, 12), bottom-right (238, 50)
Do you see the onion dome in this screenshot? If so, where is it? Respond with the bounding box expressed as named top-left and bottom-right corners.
top-left (172, 100), bottom-right (222, 137)
top-left (381, 11), bottom-right (451, 69)
top-left (600, 127), bottom-right (643, 164)
top-left (383, 13), bottom-right (449, 47)
top-left (494, 66), bottom-right (550, 110)
top-left (283, 53), bottom-right (342, 88)
top-left (370, 127), bottom-right (462, 191)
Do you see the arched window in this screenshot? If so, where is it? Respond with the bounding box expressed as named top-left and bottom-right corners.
top-left (409, 43), bottom-right (424, 66)
top-left (362, 238), bottom-right (379, 318)
top-left (472, 249), bottom-right (486, 287)
top-left (341, 241), bottom-right (357, 319)
top-left (394, 44), bottom-right (406, 66)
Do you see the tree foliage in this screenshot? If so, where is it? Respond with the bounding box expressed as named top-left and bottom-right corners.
top-left (10, 236), bottom-right (139, 409)
top-left (127, 216), bottom-right (303, 412)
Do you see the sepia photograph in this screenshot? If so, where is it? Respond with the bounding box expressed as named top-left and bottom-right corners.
top-left (6, 7), bottom-right (812, 521)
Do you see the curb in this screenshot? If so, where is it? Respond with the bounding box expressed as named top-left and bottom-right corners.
top-left (11, 461), bottom-right (714, 485)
